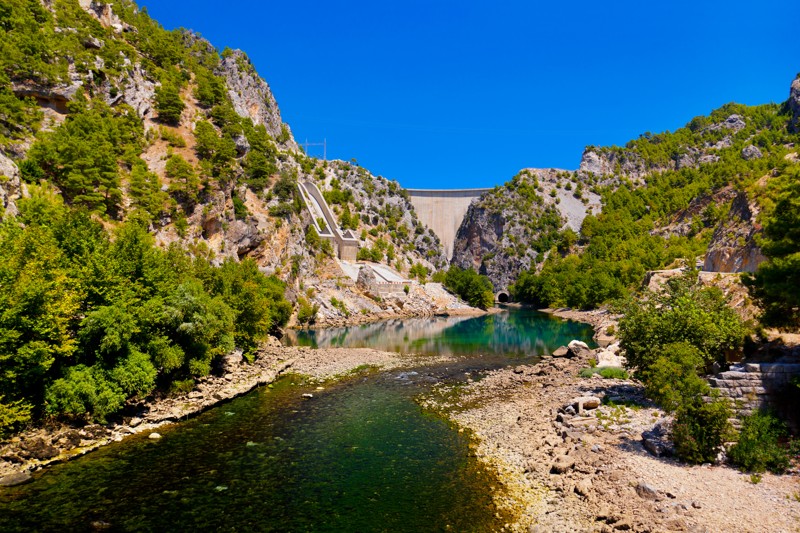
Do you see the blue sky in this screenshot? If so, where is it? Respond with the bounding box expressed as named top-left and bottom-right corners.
top-left (145, 1), bottom-right (799, 189)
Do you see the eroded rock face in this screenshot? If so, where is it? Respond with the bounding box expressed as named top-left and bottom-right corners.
top-left (0, 152), bottom-right (25, 219)
top-left (789, 77), bottom-right (800, 133)
top-left (217, 50), bottom-right (295, 148)
top-left (703, 191), bottom-right (767, 273)
top-left (121, 64), bottom-right (155, 118)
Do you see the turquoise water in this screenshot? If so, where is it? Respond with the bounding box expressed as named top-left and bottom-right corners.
top-left (285, 307), bottom-right (595, 358)
top-left (0, 308), bottom-right (594, 531)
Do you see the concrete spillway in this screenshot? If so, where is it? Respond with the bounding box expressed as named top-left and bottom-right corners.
top-left (406, 188), bottom-right (492, 260)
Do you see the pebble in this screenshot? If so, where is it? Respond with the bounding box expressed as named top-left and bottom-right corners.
top-left (148, 433), bottom-right (161, 440)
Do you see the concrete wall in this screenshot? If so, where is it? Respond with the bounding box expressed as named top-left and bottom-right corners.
top-left (298, 181), bottom-right (360, 261)
top-left (407, 188), bottom-right (491, 260)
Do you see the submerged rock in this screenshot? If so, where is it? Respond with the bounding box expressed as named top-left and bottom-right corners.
top-left (0, 471), bottom-right (32, 486)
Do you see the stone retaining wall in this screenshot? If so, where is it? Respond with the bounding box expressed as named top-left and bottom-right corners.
top-left (708, 363), bottom-right (800, 427)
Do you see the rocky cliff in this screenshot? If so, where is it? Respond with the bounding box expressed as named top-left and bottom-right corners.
top-left (452, 168), bottom-right (601, 290)
top-left (789, 76), bottom-right (800, 133)
top-left (703, 191), bottom-right (767, 273)
top-left (0, 0), bottom-right (453, 326)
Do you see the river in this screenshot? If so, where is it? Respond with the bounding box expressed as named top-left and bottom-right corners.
top-left (0, 308), bottom-right (593, 531)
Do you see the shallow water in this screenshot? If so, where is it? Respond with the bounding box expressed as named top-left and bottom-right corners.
top-left (0, 308), bottom-right (594, 531)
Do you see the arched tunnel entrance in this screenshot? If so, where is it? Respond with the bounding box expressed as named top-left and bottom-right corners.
top-left (495, 291), bottom-right (510, 304)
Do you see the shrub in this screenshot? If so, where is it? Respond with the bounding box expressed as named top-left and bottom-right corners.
top-left (728, 410), bottom-right (790, 473)
top-left (155, 83), bottom-right (185, 124)
top-left (443, 266), bottom-right (494, 310)
top-left (578, 366), bottom-right (629, 379)
top-left (296, 296), bottom-right (318, 326)
top-left (642, 342), bottom-right (710, 413)
top-left (671, 399), bottom-right (733, 464)
top-left (619, 275), bottom-right (747, 378)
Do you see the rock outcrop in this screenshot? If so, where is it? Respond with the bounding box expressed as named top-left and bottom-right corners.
top-left (217, 49), bottom-right (296, 148)
top-left (451, 168), bottom-right (599, 291)
top-left (789, 77), bottom-right (800, 133)
top-left (0, 152), bottom-right (25, 219)
top-left (703, 191), bottom-right (767, 273)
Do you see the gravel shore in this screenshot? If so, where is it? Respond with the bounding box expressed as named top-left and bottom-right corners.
top-left (421, 348), bottom-right (800, 532)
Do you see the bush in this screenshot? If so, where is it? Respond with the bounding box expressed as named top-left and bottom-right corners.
top-left (155, 83), bottom-right (185, 124)
top-left (296, 296), bottom-right (318, 326)
top-left (643, 342), bottom-right (710, 413)
top-left (728, 410), bottom-right (790, 473)
top-left (619, 274), bottom-right (747, 378)
top-left (443, 266), bottom-right (494, 310)
top-left (671, 399), bottom-right (733, 464)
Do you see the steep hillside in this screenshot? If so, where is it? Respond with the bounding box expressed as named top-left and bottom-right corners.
top-left (457, 77), bottom-right (800, 303)
top-left (0, 0), bottom-right (468, 432)
top-left (0, 0), bottom-right (448, 321)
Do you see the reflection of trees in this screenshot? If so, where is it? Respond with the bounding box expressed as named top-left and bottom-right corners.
top-left (283, 310), bottom-right (594, 357)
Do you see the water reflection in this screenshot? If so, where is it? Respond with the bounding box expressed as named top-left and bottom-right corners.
top-left (284, 308), bottom-right (595, 357)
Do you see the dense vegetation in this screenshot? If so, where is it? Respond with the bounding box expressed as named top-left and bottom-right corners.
top-left (442, 267), bottom-right (494, 310)
top-left (513, 102), bottom-right (798, 310)
top-left (618, 275), bottom-right (746, 463)
top-left (0, 188), bottom-right (289, 433)
top-left (747, 165), bottom-right (800, 327)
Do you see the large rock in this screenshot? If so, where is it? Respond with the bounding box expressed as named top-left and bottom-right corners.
top-left (217, 49), bottom-right (296, 147)
top-left (703, 191), bottom-right (767, 273)
top-left (789, 77), bottom-right (800, 133)
top-left (356, 264), bottom-right (378, 291)
top-left (0, 152), bottom-right (25, 218)
top-left (741, 144), bottom-right (763, 161)
top-left (121, 64), bottom-right (156, 118)
top-left (642, 421), bottom-right (674, 457)
top-left (0, 471), bottom-right (32, 487)
top-left (596, 343), bottom-right (625, 367)
top-left (567, 340), bottom-right (592, 359)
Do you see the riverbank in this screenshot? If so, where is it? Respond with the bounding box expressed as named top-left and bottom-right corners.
top-left (540, 307), bottom-right (621, 347)
top-left (0, 341), bottom-right (452, 485)
top-left (422, 344), bottom-right (800, 532)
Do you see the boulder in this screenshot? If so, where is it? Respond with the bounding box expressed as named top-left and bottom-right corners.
top-left (568, 396), bottom-right (601, 414)
top-left (550, 454), bottom-right (575, 474)
top-left (596, 344), bottom-right (625, 367)
top-left (356, 265), bottom-right (378, 291)
top-left (789, 77), bottom-right (800, 133)
top-left (642, 421), bottom-right (674, 457)
top-left (567, 340), bottom-right (592, 359)
top-left (0, 471), bottom-right (32, 487)
top-left (635, 482), bottom-right (660, 500)
top-left (552, 346), bottom-right (569, 357)
top-left (741, 144), bottom-right (763, 161)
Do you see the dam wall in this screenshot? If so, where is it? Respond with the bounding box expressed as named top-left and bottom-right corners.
top-left (407, 188), bottom-right (491, 260)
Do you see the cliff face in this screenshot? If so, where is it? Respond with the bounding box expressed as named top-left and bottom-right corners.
top-left (217, 49), bottom-right (296, 149)
top-left (451, 168), bottom-right (601, 290)
top-left (0, 0), bottom-right (447, 326)
top-left (789, 77), bottom-right (800, 133)
top-left (703, 191), bottom-right (767, 273)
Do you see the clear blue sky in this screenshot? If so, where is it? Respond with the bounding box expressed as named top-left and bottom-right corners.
top-left (144, 1), bottom-right (799, 189)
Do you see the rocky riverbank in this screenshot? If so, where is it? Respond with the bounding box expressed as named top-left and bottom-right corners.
top-left (0, 341), bottom-right (450, 485)
top-left (421, 343), bottom-right (800, 532)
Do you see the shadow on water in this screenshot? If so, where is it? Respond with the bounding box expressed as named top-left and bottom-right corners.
top-left (0, 308), bottom-right (594, 531)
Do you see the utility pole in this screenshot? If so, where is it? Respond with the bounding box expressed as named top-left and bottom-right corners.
top-left (302, 138), bottom-right (327, 160)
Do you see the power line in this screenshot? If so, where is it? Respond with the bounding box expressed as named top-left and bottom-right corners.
top-left (302, 138), bottom-right (326, 160)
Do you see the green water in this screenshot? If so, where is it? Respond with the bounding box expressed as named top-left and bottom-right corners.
top-left (0, 308), bottom-right (594, 532)
top-left (285, 307), bottom-right (595, 358)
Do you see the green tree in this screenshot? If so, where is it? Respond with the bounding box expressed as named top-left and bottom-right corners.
top-left (155, 82), bottom-right (185, 124)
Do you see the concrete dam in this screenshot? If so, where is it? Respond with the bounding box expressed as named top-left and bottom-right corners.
top-left (406, 188), bottom-right (492, 260)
